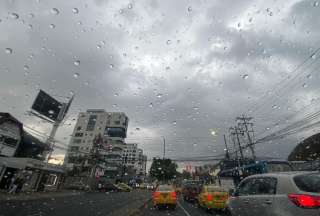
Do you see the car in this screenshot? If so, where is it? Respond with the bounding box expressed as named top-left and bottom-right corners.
top-left (116, 183), bottom-right (133, 192)
top-left (228, 172), bottom-right (320, 216)
top-left (197, 185), bottom-right (229, 211)
top-left (152, 184), bottom-right (177, 210)
top-left (147, 184), bottom-right (155, 190)
top-left (104, 183), bottom-right (123, 192)
top-left (182, 183), bottom-right (201, 202)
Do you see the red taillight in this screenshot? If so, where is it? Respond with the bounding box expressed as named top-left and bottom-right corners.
top-left (288, 194), bottom-right (320, 208)
top-left (207, 194), bottom-right (213, 201)
top-left (171, 192), bottom-right (177, 199)
top-left (153, 192), bottom-right (160, 198)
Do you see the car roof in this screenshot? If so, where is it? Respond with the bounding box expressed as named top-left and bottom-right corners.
top-left (246, 171), bottom-right (319, 179)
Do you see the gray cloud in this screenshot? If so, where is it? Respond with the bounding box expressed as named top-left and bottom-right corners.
top-left (1, 0), bottom-right (320, 167)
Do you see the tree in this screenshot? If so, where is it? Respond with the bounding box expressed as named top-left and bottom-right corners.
top-left (181, 170), bottom-right (192, 180)
top-left (150, 158), bottom-right (178, 182)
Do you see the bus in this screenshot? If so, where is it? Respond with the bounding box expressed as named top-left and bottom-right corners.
top-left (218, 160), bottom-right (293, 186)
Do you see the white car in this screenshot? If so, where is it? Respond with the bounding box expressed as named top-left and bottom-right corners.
top-left (228, 172), bottom-right (320, 216)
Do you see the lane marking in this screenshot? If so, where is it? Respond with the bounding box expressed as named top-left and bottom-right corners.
top-left (177, 200), bottom-right (191, 216)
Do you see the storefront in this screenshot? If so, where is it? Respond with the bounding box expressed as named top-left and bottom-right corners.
top-left (0, 157), bottom-right (64, 192)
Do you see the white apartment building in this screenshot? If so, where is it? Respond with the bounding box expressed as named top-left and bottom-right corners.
top-left (66, 109), bottom-right (129, 178)
top-left (123, 143), bottom-right (147, 176)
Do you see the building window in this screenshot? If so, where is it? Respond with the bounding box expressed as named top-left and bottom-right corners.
top-left (73, 139), bottom-right (82, 144)
top-left (76, 126), bottom-right (82, 131)
top-left (70, 146), bottom-right (79, 151)
top-left (74, 132), bottom-right (83, 137)
top-left (86, 115), bottom-right (97, 131)
top-left (114, 120), bottom-right (120, 125)
top-left (0, 135), bottom-right (18, 147)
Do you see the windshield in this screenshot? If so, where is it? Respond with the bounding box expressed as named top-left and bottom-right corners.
top-left (294, 173), bottom-right (320, 193)
top-left (0, 0), bottom-right (319, 215)
top-left (157, 185), bottom-right (173, 191)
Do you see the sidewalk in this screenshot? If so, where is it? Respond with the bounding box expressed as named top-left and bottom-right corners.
top-left (0, 189), bottom-right (84, 201)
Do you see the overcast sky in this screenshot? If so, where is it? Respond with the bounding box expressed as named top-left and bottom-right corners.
top-left (1, 0), bottom-right (320, 167)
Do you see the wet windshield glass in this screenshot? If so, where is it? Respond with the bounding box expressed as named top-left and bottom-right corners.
top-left (0, 0), bottom-right (319, 215)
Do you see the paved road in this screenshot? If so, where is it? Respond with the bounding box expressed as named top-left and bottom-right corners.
top-left (139, 198), bottom-right (229, 216)
top-left (0, 190), bottom-right (151, 216)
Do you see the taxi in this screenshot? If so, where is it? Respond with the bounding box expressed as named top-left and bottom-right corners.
top-left (152, 184), bottom-right (177, 210)
top-left (116, 183), bottom-right (133, 192)
top-left (197, 185), bottom-right (229, 211)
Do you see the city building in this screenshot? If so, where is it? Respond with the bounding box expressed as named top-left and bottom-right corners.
top-left (65, 109), bottom-right (129, 179)
top-left (0, 113), bottom-right (23, 157)
top-left (123, 143), bottom-right (147, 176)
top-left (0, 113), bottom-right (64, 192)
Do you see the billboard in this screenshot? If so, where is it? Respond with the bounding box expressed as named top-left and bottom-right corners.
top-left (31, 90), bottom-right (62, 122)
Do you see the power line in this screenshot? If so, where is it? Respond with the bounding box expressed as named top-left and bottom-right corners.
top-left (245, 48), bottom-right (320, 115)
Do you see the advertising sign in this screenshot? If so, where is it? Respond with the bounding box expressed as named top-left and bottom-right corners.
top-left (31, 90), bottom-right (62, 121)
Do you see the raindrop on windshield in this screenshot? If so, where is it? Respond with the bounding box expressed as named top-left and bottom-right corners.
top-left (51, 8), bottom-right (60, 15)
top-left (109, 64), bottom-right (114, 69)
top-left (302, 83), bottom-right (308, 88)
top-left (10, 13), bottom-right (19, 19)
top-left (311, 53), bottom-right (317, 59)
top-left (48, 110), bottom-right (55, 115)
top-left (149, 103), bottom-right (153, 108)
top-left (49, 24), bottom-right (55, 29)
top-left (119, 9), bottom-right (124, 14)
top-left (242, 74), bottom-right (249, 79)
top-left (128, 3), bottom-right (133, 9)
top-left (166, 40), bottom-right (172, 45)
top-left (5, 48), bottom-right (13, 54)
top-left (114, 93), bottom-right (119, 97)
top-left (307, 74), bottom-right (312, 79)
top-left (72, 8), bottom-right (79, 14)
top-left (314, 1), bottom-right (319, 7)
top-left (172, 121), bottom-right (177, 125)
top-left (73, 73), bottom-right (80, 79)
top-left (74, 60), bottom-right (80, 66)
top-left (272, 105), bottom-right (278, 109)
top-left (23, 65), bottom-right (30, 71)
top-left (187, 6), bottom-right (192, 12)
top-left (156, 93), bottom-right (163, 98)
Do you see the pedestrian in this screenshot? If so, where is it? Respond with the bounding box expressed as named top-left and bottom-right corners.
top-left (8, 178), bottom-right (19, 194)
top-left (16, 177), bottom-right (25, 193)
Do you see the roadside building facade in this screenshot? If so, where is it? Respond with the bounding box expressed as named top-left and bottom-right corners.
top-left (65, 109), bottom-right (129, 179)
top-left (123, 143), bottom-right (147, 176)
top-left (0, 113), bottom-right (23, 157)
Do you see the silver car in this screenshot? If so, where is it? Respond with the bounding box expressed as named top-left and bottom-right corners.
top-left (228, 172), bottom-right (320, 216)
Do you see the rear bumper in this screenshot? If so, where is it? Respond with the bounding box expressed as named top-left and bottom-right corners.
top-left (204, 201), bottom-right (227, 209)
top-left (153, 199), bottom-right (177, 206)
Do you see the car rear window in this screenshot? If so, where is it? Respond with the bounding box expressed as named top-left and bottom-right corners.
top-left (207, 186), bottom-right (225, 192)
top-left (157, 185), bottom-right (173, 191)
top-left (294, 173), bottom-right (320, 193)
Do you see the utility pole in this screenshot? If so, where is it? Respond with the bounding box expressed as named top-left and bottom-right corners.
top-left (223, 134), bottom-right (230, 159)
top-left (163, 137), bottom-right (166, 159)
top-left (237, 115), bottom-right (256, 160)
top-left (46, 103), bottom-right (67, 162)
top-left (230, 127), bottom-right (244, 160)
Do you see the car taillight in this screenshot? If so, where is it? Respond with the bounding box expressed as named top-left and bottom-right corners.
top-left (171, 192), bottom-right (177, 199)
top-left (207, 194), bottom-right (213, 201)
top-left (288, 194), bottom-right (320, 208)
top-left (153, 192), bottom-right (160, 198)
